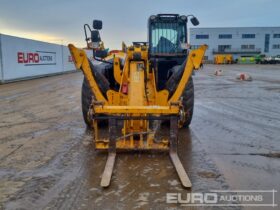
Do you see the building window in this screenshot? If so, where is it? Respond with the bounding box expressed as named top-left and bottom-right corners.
top-left (242, 34), bottom-right (255, 39)
top-left (241, 45), bottom-right (255, 49)
top-left (264, 34), bottom-right (270, 53)
top-left (218, 45), bottom-right (231, 52)
top-left (196, 34), bottom-right (209, 39)
top-left (272, 44), bottom-right (280, 49)
top-left (219, 34), bottom-right (232, 39)
top-left (273, 34), bottom-right (280, 38)
top-left (203, 56), bottom-right (208, 60)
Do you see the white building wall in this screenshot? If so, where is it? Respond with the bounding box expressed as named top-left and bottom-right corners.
top-left (62, 46), bottom-right (93, 72)
top-left (0, 34), bottom-right (3, 83)
top-left (190, 27), bottom-right (280, 61)
top-left (63, 46), bottom-right (75, 72)
top-left (0, 34), bottom-right (77, 83)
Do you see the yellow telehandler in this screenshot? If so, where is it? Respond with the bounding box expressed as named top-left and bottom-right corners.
top-left (69, 14), bottom-right (207, 188)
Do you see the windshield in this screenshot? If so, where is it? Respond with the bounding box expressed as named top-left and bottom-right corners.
top-left (150, 22), bottom-right (186, 54)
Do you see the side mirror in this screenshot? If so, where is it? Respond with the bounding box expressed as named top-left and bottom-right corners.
top-left (93, 20), bottom-right (102, 30)
top-left (91, 30), bottom-right (101, 42)
top-left (190, 17), bottom-right (199, 26)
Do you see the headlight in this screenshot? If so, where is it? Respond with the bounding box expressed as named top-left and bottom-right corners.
top-left (150, 15), bottom-right (156, 20)
top-left (180, 15), bottom-right (187, 21)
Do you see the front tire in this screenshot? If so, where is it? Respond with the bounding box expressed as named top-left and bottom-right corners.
top-left (181, 77), bottom-right (194, 128)
top-left (81, 77), bottom-right (93, 127)
top-left (81, 77), bottom-right (108, 128)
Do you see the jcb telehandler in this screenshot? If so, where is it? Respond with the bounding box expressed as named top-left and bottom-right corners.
top-left (69, 14), bottom-right (207, 188)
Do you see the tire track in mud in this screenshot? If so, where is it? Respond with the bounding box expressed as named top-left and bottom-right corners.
top-left (3, 128), bottom-right (92, 210)
top-left (191, 65), bottom-right (280, 208)
top-left (195, 103), bottom-right (279, 142)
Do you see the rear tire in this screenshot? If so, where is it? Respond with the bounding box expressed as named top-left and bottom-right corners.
top-left (181, 77), bottom-right (194, 128)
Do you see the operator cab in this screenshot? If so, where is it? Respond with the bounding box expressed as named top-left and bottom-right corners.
top-left (82, 14), bottom-right (200, 91)
top-left (148, 14), bottom-right (199, 90)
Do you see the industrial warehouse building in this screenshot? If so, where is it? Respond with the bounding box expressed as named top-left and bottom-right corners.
top-left (190, 27), bottom-right (280, 61)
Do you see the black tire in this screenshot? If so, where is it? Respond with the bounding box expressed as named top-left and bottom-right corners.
top-left (81, 59), bottom-right (111, 128)
top-left (165, 63), bottom-right (194, 128)
top-left (81, 77), bottom-right (108, 128)
top-left (81, 77), bottom-right (93, 127)
top-left (87, 58), bottom-right (110, 98)
top-left (181, 77), bottom-right (194, 128)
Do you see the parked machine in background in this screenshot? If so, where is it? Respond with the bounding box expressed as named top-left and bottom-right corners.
top-left (214, 54), bottom-right (233, 64)
top-left (275, 55), bottom-right (280, 64)
top-left (68, 14), bottom-right (207, 188)
top-left (239, 54), bottom-right (280, 64)
top-left (255, 54), bottom-right (266, 64)
top-left (238, 56), bottom-right (256, 64)
top-left (260, 55), bottom-right (280, 64)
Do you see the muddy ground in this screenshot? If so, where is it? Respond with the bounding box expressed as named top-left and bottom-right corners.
top-left (0, 64), bottom-right (279, 210)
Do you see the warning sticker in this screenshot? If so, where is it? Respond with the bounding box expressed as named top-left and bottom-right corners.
top-left (133, 71), bottom-right (140, 82)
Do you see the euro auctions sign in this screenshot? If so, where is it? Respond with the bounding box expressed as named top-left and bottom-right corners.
top-left (0, 34), bottom-right (74, 81)
top-left (17, 51), bottom-right (56, 66)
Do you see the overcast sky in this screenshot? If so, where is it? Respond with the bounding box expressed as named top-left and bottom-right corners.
top-left (0, 0), bottom-right (279, 49)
